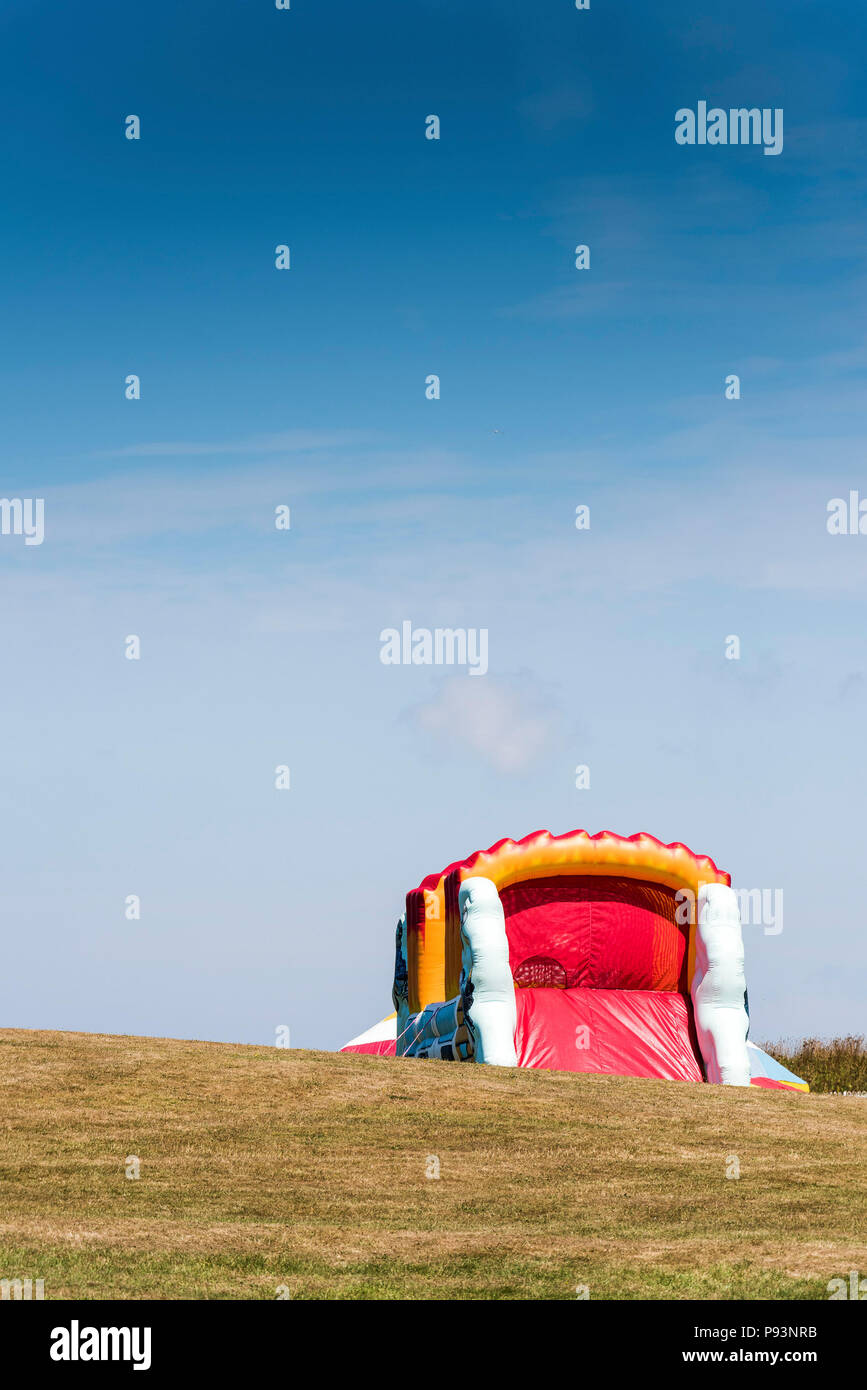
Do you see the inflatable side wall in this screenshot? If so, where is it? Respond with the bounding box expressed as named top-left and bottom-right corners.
top-left (394, 878), bottom-right (518, 1064)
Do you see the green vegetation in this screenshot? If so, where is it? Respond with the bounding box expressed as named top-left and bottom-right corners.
top-left (762, 1035), bottom-right (867, 1094)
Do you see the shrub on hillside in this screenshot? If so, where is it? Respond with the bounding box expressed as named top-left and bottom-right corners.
top-left (761, 1036), bottom-right (867, 1094)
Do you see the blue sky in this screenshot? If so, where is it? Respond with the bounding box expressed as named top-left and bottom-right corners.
top-left (1, 1), bottom-right (865, 1051)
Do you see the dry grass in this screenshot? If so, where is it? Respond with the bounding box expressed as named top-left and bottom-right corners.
top-left (0, 1028), bottom-right (863, 1300)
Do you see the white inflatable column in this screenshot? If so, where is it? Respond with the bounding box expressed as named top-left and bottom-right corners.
top-left (458, 877), bottom-right (518, 1067)
top-left (691, 883), bottom-right (750, 1086)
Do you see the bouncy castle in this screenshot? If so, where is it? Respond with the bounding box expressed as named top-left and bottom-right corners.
top-left (340, 829), bottom-right (807, 1091)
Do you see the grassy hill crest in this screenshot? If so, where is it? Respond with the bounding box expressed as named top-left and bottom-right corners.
top-left (0, 1028), bottom-right (863, 1300)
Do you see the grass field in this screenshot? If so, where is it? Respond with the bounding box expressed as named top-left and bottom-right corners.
top-left (0, 1028), bottom-right (864, 1300)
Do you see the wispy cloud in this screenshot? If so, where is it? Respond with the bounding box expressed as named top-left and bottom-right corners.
top-left (411, 677), bottom-right (557, 773)
top-left (92, 429), bottom-right (374, 459)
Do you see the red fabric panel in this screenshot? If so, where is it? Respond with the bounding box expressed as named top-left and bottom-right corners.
top-left (651, 909), bottom-right (685, 991)
top-left (587, 894), bottom-right (654, 990)
top-left (749, 1076), bottom-right (803, 1092)
top-left (503, 878), bottom-right (591, 987)
top-left (405, 888), bottom-right (427, 1014)
top-left (501, 876), bottom-right (688, 992)
top-left (340, 1040), bottom-right (396, 1056)
top-left (515, 985), bottom-right (704, 1081)
top-left (405, 888), bottom-right (426, 940)
top-left (444, 869), bottom-right (462, 999)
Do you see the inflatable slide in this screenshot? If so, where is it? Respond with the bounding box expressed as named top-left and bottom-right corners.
top-left (340, 830), bottom-right (807, 1092)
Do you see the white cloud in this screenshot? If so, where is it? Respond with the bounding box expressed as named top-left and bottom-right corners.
top-left (413, 677), bottom-right (556, 773)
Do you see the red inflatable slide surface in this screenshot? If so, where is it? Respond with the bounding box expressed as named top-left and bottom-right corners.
top-left (515, 985), bottom-right (704, 1080)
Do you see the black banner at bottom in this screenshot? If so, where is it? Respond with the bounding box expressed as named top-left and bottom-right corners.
top-left (1, 1297), bottom-right (859, 1375)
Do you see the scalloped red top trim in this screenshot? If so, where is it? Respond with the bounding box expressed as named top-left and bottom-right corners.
top-left (416, 829), bottom-right (729, 893)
